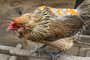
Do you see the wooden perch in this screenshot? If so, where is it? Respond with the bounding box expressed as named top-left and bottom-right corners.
top-left (0, 45), bottom-right (31, 56)
top-left (0, 43), bottom-right (89, 60)
top-left (0, 37), bottom-right (75, 56)
top-left (79, 35), bottom-right (90, 39)
top-left (59, 54), bottom-right (90, 60)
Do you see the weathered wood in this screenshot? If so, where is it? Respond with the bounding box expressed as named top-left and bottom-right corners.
top-left (79, 35), bottom-right (90, 39)
top-left (0, 45), bottom-right (31, 56)
top-left (0, 53), bottom-right (89, 60)
top-left (0, 44), bottom-right (89, 60)
top-left (0, 54), bottom-right (10, 60)
top-left (9, 56), bottom-right (17, 60)
top-left (59, 54), bottom-right (90, 60)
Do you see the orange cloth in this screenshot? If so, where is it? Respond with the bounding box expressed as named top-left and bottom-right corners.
top-left (37, 6), bottom-right (78, 16)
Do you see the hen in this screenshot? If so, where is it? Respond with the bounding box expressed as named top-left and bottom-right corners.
top-left (8, 0), bottom-right (90, 57)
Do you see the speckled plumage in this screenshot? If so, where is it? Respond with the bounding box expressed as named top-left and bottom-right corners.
top-left (25, 16), bottom-right (83, 42)
top-left (8, 0), bottom-right (90, 51)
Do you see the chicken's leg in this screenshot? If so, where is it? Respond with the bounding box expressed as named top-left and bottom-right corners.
top-left (34, 44), bottom-right (47, 56)
top-left (47, 51), bottom-right (61, 60)
top-left (35, 44), bottom-right (61, 60)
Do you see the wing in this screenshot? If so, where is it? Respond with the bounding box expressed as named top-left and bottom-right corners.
top-left (28, 15), bottom-right (83, 42)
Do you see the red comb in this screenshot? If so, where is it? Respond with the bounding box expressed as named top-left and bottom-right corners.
top-left (7, 21), bottom-right (15, 30)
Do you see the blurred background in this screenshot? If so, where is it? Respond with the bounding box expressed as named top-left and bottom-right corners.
top-left (0, 0), bottom-right (90, 60)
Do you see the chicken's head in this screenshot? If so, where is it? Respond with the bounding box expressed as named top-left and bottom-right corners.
top-left (7, 13), bottom-right (42, 39)
top-left (7, 13), bottom-right (32, 31)
top-left (8, 13), bottom-right (42, 31)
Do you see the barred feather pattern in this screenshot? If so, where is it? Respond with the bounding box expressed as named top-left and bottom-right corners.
top-left (24, 16), bottom-right (83, 42)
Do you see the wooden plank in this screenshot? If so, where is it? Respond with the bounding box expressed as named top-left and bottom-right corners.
top-left (0, 44), bottom-right (89, 60)
top-left (59, 54), bottom-right (90, 60)
top-left (78, 35), bottom-right (90, 43)
top-left (79, 35), bottom-right (90, 38)
top-left (0, 54), bottom-right (10, 60)
top-left (9, 56), bottom-right (17, 60)
top-left (0, 45), bottom-right (31, 56)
